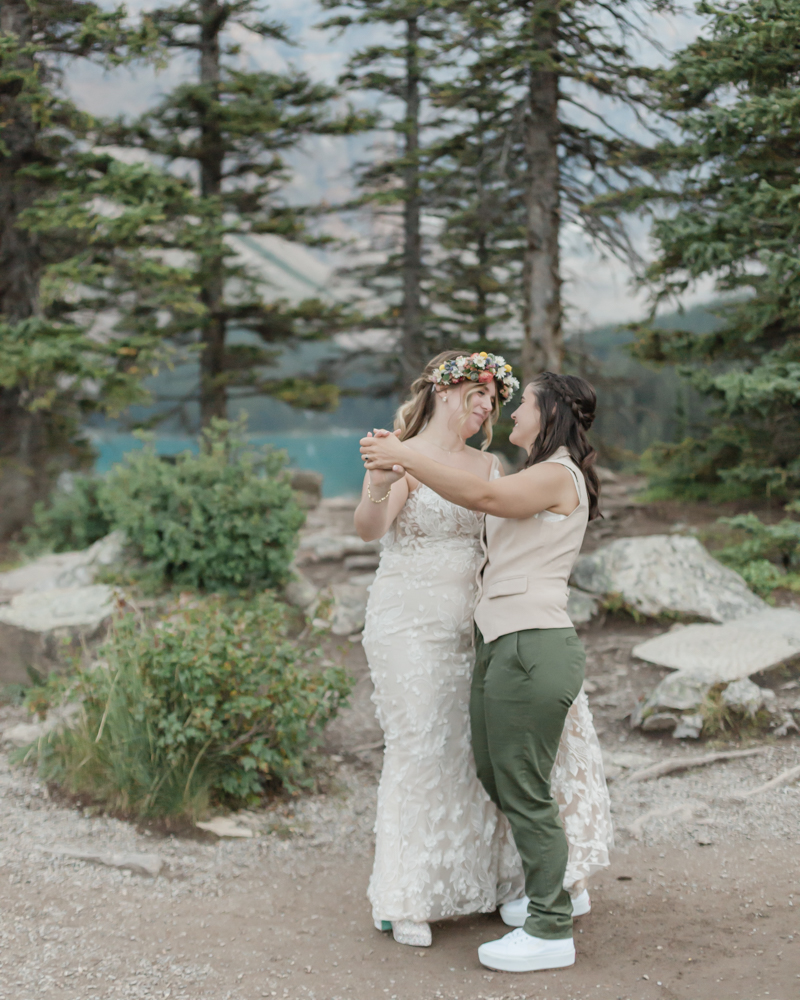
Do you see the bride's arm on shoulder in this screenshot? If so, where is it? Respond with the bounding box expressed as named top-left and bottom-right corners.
top-left (354, 464), bottom-right (411, 542)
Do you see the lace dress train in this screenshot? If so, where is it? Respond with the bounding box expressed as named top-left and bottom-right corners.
top-left (363, 483), bottom-right (612, 925)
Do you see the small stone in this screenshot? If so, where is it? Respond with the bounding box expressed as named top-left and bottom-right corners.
top-left (51, 846), bottom-right (163, 877)
top-left (344, 554), bottom-right (380, 571)
top-left (673, 713), bottom-right (704, 739)
top-left (721, 678), bottom-right (774, 716)
top-left (641, 712), bottom-right (679, 732)
top-left (196, 817), bottom-right (254, 838)
top-left (284, 568), bottom-right (318, 612)
top-left (330, 577), bottom-right (374, 636)
top-left (2, 702), bottom-right (81, 746)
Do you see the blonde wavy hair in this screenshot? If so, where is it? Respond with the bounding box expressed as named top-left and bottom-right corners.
top-left (394, 350), bottom-right (502, 449)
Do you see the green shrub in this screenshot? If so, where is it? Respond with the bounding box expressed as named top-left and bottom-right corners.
top-left (24, 418), bottom-right (306, 592)
top-left (23, 475), bottom-right (112, 554)
top-left (102, 419), bottom-right (305, 591)
top-left (26, 594), bottom-right (350, 818)
top-left (714, 503), bottom-right (800, 596)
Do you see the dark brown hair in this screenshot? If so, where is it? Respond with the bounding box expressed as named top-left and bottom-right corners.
top-left (394, 350), bottom-right (502, 448)
top-left (524, 372), bottom-right (601, 520)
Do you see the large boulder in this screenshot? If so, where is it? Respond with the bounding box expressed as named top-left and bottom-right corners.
top-left (0, 531), bottom-right (125, 601)
top-left (571, 534), bottom-right (766, 623)
top-left (0, 585), bottom-right (116, 684)
top-left (632, 608), bottom-right (800, 682)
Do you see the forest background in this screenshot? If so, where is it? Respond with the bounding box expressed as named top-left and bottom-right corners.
top-left (2, 0), bottom-right (799, 528)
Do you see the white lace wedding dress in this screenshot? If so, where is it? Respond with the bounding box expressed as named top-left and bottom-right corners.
top-left (362, 479), bottom-right (613, 925)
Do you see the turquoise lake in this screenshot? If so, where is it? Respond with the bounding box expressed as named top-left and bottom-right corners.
top-left (92, 431), bottom-right (367, 497)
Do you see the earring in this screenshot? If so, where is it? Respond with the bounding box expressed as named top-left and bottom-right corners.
top-left (442, 393), bottom-right (448, 402)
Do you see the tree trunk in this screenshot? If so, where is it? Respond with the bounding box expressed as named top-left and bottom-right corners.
top-left (520, 1), bottom-right (561, 384)
top-left (198, 0), bottom-right (227, 425)
top-left (400, 15), bottom-right (423, 389)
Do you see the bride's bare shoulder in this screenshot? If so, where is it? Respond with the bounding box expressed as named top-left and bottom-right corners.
top-left (464, 445), bottom-right (497, 479)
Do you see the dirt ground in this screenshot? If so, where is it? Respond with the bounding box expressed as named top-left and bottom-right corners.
top-left (3, 479), bottom-right (800, 999)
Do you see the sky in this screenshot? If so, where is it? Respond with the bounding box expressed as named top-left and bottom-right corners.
top-left (65, 0), bottom-right (715, 330)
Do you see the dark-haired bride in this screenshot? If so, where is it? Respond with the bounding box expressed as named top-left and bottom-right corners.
top-left (353, 351), bottom-right (612, 956)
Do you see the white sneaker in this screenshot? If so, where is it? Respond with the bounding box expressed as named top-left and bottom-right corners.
top-left (499, 889), bottom-right (591, 927)
top-left (478, 928), bottom-right (575, 972)
top-left (373, 918), bottom-right (432, 947)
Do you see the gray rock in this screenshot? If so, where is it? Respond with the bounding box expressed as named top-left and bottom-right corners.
top-left (51, 846), bottom-right (163, 877)
top-left (567, 587), bottom-right (599, 625)
top-left (721, 678), bottom-right (776, 717)
top-left (298, 532), bottom-right (380, 563)
top-left (2, 703), bottom-right (82, 746)
top-left (571, 535), bottom-right (766, 623)
top-left (284, 567), bottom-right (318, 612)
top-left (641, 712), bottom-right (680, 732)
top-left (330, 574), bottom-right (374, 636)
top-left (0, 585), bottom-right (115, 684)
top-left (631, 673), bottom-right (711, 729)
top-left (0, 532), bottom-right (125, 599)
top-left (632, 608), bottom-right (800, 683)
top-left (290, 470), bottom-right (323, 509)
top-left (344, 554), bottom-right (380, 571)
top-left (673, 713), bottom-right (704, 739)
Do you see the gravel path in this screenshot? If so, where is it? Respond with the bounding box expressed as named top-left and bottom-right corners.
top-left (2, 697), bottom-right (800, 1000)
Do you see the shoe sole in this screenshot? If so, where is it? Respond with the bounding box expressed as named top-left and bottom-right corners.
top-left (500, 903), bottom-right (590, 928)
top-left (374, 920), bottom-right (392, 932)
top-left (478, 944), bottom-right (576, 973)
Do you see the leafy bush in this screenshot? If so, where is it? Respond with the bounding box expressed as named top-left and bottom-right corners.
top-left (22, 419), bottom-right (305, 592)
top-left (24, 475), bottom-right (112, 554)
top-left (102, 420), bottom-right (305, 591)
top-left (714, 503), bottom-right (800, 596)
top-left (27, 594), bottom-right (350, 818)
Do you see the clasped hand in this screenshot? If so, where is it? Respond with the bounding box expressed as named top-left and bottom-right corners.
top-left (360, 429), bottom-right (407, 478)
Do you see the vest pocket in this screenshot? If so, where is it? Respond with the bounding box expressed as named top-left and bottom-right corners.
top-left (486, 575), bottom-right (528, 599)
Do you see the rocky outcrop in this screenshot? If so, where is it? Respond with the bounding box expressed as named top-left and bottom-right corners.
top-left (632, 608), bottom-right (800, 682)
top-left (0, 532), bottom-right (124, 602)
top-left (571, 534), bottom-right (766, 623)
top-left (0, 533), bottom-right (123, 684)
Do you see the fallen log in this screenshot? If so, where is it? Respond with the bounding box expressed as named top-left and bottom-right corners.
top-left (626, 747), bottom-right (767, 782)
top-left (732, 762), bottom-right (800, 800)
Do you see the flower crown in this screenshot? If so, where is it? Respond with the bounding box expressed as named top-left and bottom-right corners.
top-left (427, 352), bottom-right (519, 403)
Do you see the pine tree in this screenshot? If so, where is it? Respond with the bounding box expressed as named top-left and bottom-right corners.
top-left (105, 0), bottom-right (371, 425)
top-left (601, 0), bottom-right (800, 501)
top-left (319, 0), bottom-right (451, 388)
top-left (0, 0), bottom-right (159, 536)
top-left (437, 0), bottom-right (671, 383)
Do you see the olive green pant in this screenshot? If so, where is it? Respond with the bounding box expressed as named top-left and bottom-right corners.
top-left (472, 627), bottom-right (585, 939)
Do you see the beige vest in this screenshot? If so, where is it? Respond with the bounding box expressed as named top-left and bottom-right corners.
top-left (474, 447), bottom-right (589, 643)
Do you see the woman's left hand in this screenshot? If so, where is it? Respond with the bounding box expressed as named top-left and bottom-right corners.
top-left (360, 429), bottom-right (408, 472)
